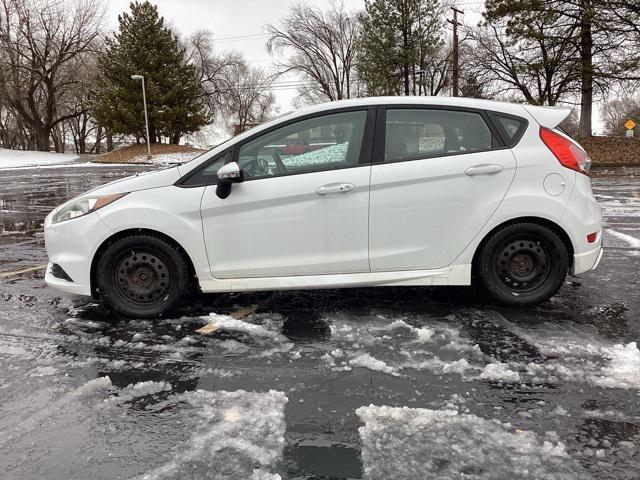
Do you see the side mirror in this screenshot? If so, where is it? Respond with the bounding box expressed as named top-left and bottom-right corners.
top-left (216, 162), bottom-right (244, 199)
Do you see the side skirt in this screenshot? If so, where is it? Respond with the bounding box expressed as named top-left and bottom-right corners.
top-left (198, 264), bottom-right (472, 293)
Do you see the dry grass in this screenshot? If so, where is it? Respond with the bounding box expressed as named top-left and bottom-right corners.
top-left (578, 136), bottom-right (640, 165)
top-left (95, 144), bottom-right (204, 164)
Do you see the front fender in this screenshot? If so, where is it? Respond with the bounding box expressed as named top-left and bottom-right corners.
top-left (96, 185), bottom-right (209, 278)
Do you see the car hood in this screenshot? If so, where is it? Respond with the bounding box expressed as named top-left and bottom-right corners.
top-left (47, 167), bottom-right (183, 222)
top-left (83, 166), bottom-right (182, 197)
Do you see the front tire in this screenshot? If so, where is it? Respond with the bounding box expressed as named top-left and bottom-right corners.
top-left (474, 223), bottom-right (569, 306)
top-left (95, 234), bottom-right (190, 318)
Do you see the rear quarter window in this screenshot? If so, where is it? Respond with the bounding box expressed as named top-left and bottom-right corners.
top-left (490, 113), bottom-right (528, 147)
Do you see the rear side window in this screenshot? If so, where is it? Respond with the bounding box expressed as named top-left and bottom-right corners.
top-left (490, 113), bottom-right (527, 146)
top-left (384, 109), bottom-right (496, 162)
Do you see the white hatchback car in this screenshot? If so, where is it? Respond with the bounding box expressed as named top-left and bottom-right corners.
top-left (45, 97), bottom-right (603, 317)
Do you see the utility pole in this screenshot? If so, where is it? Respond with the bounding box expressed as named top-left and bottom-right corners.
top-left (447, 6), bottom-right (463, 97)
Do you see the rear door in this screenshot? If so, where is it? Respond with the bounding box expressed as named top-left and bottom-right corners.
top-left (368, 106), bottom-right (517, 271)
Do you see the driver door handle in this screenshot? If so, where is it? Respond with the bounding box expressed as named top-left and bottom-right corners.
top-left (316, 183), bottom-right (355, 195)
top-left (465, 164), bottom-right (504, 176)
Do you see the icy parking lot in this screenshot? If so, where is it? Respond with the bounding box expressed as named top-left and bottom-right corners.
top-left (1, 165), bottom-right (639, 479)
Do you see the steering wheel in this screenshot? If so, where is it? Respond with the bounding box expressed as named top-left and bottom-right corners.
top-left (244, 158), bottom-right (270, 178)
top-left (271, 149), bottom-right (288, 175)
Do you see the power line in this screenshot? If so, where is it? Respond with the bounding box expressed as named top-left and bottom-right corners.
top-left (213, 33), bottom-right (270, 42)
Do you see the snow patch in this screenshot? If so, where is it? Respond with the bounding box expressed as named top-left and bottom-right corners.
top-left (607, 228), bottom-right (640, 248)
top-left (480, 362), bottom-right (522, 383)
top-left (0, 344), bottom-right (28, 355)
top-left (356, 405), bottom-right (585, 479)
top-left (67, 376), bottom-right (113, 399)
top-left (137, 389), bottom-right (287, 480)
top-left (107, 381), bottom-right (172, 404)
top-left (380, 319), bottom-right (434, 342)
top-left (0, 147), bottom-right (78, 169)
top-left (29, 365), bottom-right (58, 377)
top-left (591, 342), bottom-right (640, 390)
top-left (132, 151), bottom-right (201, 165)
top-left (350, 353), bottom-right (398, 376)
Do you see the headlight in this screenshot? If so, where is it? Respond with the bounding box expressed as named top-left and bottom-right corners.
top-left (51, 193), bottom-right (128, 225)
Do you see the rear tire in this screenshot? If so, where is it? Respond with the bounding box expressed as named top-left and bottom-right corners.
top-left (96, 234), bottom-right (190, 318)
top-left (474, 223), bottom-right (569, 306)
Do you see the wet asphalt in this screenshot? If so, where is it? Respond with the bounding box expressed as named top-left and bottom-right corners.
top-left (0, 163), bottom-right (639, 480)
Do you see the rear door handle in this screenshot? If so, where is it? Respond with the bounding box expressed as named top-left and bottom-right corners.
top-left (465, 164), bottom-right (504, 176)
top-left (316, 183), bottom-right (355, 195)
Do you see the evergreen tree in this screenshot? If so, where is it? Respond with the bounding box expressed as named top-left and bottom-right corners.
top-left (356, 0), bottom-right (444, 96)
top-left (91, 1), bottom-right (207, 144)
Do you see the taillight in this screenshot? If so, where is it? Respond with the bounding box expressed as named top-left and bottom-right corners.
top-left (587, 232), bottom-right (598, 243)
top-left (539, 127), bottom-right (591, 175)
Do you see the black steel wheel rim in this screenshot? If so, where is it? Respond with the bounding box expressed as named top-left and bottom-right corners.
top-left (113, 249), bottom-right (172, 306)
top-left (493, 236), bottom-right (551, 293)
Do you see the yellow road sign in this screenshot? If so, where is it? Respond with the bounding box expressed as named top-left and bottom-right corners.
top-left (624, 119), bottom-right (636, 130)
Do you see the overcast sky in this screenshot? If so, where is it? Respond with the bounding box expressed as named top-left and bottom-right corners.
top-left (104, 1), bottom-right (603, 132)
top-left (106, 1), bottom-right (485, 111)
top-left (106, 0), bottom-right (363, 111)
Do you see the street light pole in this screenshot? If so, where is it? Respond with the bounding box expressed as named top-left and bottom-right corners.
top-left (131, 74), bottom-right (151, 159)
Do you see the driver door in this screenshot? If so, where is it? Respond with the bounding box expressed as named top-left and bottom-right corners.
top-left (200, 109), bottom-right (373, 279)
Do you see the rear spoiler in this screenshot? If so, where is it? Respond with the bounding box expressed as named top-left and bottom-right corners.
top-left (522, 105), bottom-right (571, 129)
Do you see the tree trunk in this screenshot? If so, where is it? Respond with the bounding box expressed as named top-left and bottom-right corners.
top-left (34, 127), bottom-right (50, 152)
top-left (106, 131), bottom-right (113, 152)
top-left (578, 0), bottom-right (593, 138)
top-left (402, 28), bottom-right (410, 96)
top-left (95, 124), bottom-right (102, 154)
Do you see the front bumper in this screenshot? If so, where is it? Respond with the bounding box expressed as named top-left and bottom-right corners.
top-left (45, 262), bottom-right (92, 295)
top-left (44, 211), bottom-right (114, 297)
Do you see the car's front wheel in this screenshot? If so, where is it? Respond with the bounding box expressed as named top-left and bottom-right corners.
top-left (95, 234), bottom-right (190, 318)
top-left (474, 223), bottom-right (569, 306)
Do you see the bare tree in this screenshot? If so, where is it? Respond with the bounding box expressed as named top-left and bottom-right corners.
top-left (63, 53), bottom-right (100, 153)
top-left (0, 0), bottom-right (105, 151)
top-left (266, 1), bottom-right (358, 104)
top-left (601, 96), bottom-right (640, 135)
top-left (465, 21), bottom-right (580, 106)
top-left (224, 62), bottom-right (276, 133)
top-left (183, 30), bottom-right (277, 134)
top-left (185, 30), bottom-right (245, 124)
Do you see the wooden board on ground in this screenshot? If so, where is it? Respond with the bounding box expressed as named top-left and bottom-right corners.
top-left (195, 303), bottom-right (262, 334)
top-left (0, 264), bottom-right (48, 279)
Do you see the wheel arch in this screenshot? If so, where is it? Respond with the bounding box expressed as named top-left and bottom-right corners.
top-left (471, 216), bottom-right (574, 274)
top-left (90, 228), bottom-right (198, 298)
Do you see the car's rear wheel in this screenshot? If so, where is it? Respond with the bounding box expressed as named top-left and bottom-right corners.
top-left (96, 234), bottom-right (190, 318)
top-left (474, 223), bottom-right (569, 306)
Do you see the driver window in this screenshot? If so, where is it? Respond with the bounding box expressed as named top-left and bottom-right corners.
top-left (237, 110), bottom-right (367, 179)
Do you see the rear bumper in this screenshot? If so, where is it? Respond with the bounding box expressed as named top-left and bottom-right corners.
top-left (571, 245), bottom-right (603, 275)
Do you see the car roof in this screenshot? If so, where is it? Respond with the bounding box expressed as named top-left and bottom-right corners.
top-left (291, 96), bottom-right (528, 116)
